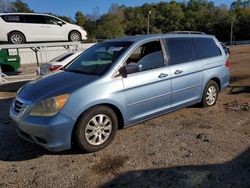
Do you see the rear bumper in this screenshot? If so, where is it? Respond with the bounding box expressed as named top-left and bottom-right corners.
top-left (221, 69), bottom-right (230, 91)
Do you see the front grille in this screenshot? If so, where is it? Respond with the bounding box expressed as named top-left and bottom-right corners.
top-left (13, 99), bottom-right (28, 116)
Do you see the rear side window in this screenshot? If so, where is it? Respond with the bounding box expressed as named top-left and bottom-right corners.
top-left (24, 15), bottom-right (46, 24)
top-left (165, 38), bottom-right (194, 65)
top-left (192, 38), bottom-right (222, 60)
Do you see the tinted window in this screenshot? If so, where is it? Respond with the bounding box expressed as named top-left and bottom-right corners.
top-left (45, 16), bottom-right (63, 25)
top-left (2, 15), bottom-right (25, 23)
top-left (192, 38), bottom-right (222, 60)
top-left (24, 15), bottom-right (46, 24)
top-left (166, 38), bottom-right (194, 65)
top-left (126, 41), bottom-right (164, 72)
top-left (65, 42), bottom-right (132, 75)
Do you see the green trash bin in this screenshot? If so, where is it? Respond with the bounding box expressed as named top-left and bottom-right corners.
top-left (0, 49), bottom-right (21, 72)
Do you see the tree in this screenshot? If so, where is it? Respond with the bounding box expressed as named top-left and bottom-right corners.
top-left (95, 4), bottom-right (125, 39)
top-left (58, 16), bottom-right (74, 23)
top-left (124, 7), bottom-right (148, 35)
top-left (155, 1), bottom-right (184, 32)
top-left (75, 11), bottom-right (86, 27)
top-left (0, 0), bottom-right (11, 12)
top-left (96, 13), bottom-right (125, 39)
top-left (10, 0), bottom-right (33, 12)
top-left (234, 7), bottom-right (250, 40)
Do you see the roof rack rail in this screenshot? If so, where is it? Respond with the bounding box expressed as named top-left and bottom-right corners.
top-left (168, 31), bottom-right (205, 35)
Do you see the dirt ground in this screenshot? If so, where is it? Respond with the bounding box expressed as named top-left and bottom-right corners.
top-left (0, 45), bottom-right (249, 188)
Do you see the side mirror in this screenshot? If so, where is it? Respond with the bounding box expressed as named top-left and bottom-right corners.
top-left (57, 21), bottom-right (63, 26)
top-left (119, 63), bottom-right (141, 78)
top-left (119, 66), bottom-right (127, 78)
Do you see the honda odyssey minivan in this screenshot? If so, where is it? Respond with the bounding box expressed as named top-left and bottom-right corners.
top-left (10, 33), bottom-right (230, 152)
top-left (0, 13), bottom-right (87, 44)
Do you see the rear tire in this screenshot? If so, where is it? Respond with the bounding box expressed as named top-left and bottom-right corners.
top-left (8, 31), bottom-right (26, 44)
top-left (75, 106), bottom-right (118, 153)
top-left (69, 31), bottom-right (81, 42)
top-left (201, 80), bottom-right (219, 107)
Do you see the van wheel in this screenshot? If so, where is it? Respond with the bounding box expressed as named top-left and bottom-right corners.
top-left (69, 31), bottom-right (81, 42)
top-left (76, 106), bottom-right (118, 153)
top-left (8, 31), bottom-right (26, 44)
top-left (202, 80), bottom-right (219, 107)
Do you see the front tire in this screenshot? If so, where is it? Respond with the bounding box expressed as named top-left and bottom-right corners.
top-left (8, 31), bottom-right (26, 44)
top-left (75, 106), bottom-right (118, 153)
top-left (201, 80), bottom-right (219, 107)
top-left (69, 31), bottom-right (81, 42)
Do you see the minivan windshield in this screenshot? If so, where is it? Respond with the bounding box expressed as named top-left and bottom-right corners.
top-left (65, 41), bottom-right (132, 75)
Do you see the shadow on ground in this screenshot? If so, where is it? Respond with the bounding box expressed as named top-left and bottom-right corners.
top-left (0, 81), bottom-right (29, 92)
top-left (0, 118), bottom-right (83, 161)
top-left (102, 148), bottom-right (250, 188)
top-left (229, 86), bottom-right (250, 95)
top-left (0, 97), bottom-right (83, 162)
top-left (230, 75), bottom-right (250, 84)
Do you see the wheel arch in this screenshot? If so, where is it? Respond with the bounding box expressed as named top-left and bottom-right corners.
top-left (8, 30), bottom-right (26, 42)
top-left (71, 103), bottom-right (125, 144)
top-left (210, 77), bottom-right (221, 91)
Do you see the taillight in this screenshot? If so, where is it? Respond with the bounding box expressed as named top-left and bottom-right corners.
top-left (49, 65), bottom-right (62, 72)
top-left (225, 60), bottom-right (230, 69)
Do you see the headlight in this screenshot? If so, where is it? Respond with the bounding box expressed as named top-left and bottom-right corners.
top-left (30, 94), bottom-right (70, 117)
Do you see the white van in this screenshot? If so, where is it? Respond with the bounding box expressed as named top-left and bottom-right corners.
top-left (0, 13), bottom-right (87, 44)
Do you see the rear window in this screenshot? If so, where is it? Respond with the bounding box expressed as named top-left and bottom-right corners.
top-left (165, 38), bottom-right (195, 65)
top-left (192, 38), bottom-right (222, 60)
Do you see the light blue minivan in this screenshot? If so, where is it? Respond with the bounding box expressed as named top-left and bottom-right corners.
top-left (10, 33), bottom-right (230, 152)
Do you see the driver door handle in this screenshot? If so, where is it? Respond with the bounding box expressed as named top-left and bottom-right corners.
top-left (158, 73), bottom-right (168, 78)
top-left (174, 70), bottom-right (183, 75)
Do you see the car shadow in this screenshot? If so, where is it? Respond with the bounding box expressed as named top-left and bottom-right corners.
top-left (229, 86), bottom-right (250, 95)
top-left (0, 81), bottom-right (29, 92)
top-left (230, 75), bottom-right (250, 84)
top-left (0, 117), bottom-right (84, 162)
top-left (101, 147), bottom-right (250, 188)
top-left (0, 96), bottom-right (87, 162)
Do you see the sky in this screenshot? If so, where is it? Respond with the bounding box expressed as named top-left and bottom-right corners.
top-left (22, 0), bottom-right (235, 18)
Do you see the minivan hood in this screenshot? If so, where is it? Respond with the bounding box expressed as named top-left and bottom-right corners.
top-left (18, 71), bottom-right (98, 101)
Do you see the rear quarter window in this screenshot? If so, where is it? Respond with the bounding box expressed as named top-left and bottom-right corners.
top-left (192, 38), bottom-right (222, 60)
top-left (1, 15), bottom-right (25, 23)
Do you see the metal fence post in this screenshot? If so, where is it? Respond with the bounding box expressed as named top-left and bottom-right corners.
top-left (0, 66), bottom-right (8, 84)
top-left (0, 66), bottom-right (2, 84)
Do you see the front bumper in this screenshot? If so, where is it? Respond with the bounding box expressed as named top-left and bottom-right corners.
top-left (80, 30), bottom-right (87, 40)
top-left (10, 106), bottom-right (76, 152)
